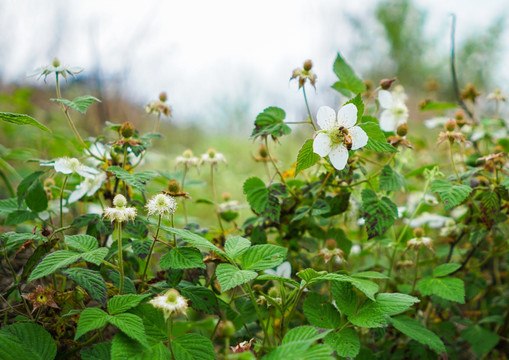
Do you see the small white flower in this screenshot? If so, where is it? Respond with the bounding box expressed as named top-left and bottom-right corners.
top-left (149, 289), bottom-right (188, 320)
top-left (424, 117), bottom-right (449, 129)
top-left (378, 88), bottom-right (409, 132)
top-left (218, 200), bottom-right (244, 213)
top-left (200, 148), bottom-right (227, 166)
top-left (313, 103), bottom-right (368, 170)
top-left (28, 59), bottom-right (83, 80)
top-left (350, 244), bottom-right (362, 255)
top-left (408, 212), bottom-right (450, 229)
top-left (68, 172), bottom-right (106, 204)
top-left (41, 157), bottom-right (99, 179)
top-left (146, 193), bottom-right (177, 218)
top-left (407, 236), bottom-right (434, 251)
top-left (176, 149), bottom-right (199, 168)
top-left (103, 194), bottom-right (137, 223)
top-left (264, 261), bottom-right (292, 279)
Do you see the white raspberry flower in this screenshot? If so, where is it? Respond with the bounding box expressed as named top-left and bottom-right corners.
top-left (313, 103), bottom-right (368, 170)
top-left (149, 289), bottom-right (188, 320)
top-left (103, 194), bottom-right (137, 223)
top-left (200, 148), bottom-right (227, 166)
top-left (378, 87), bottom-right (409, 132)
top-left (146, 193), bottom-right (177, 218)
top-left (68, 172), bottom-right (107, 204)
top-left (41, 157), bottom-right (99, 179)
top-left (406, 236), bottom-right (434, 251)
top-left (176, 149), bottom-right (199, 168)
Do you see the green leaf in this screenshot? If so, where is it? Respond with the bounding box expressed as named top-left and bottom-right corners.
top-left (5, 209), bottom-right (37, 225)
top-left (390, 316), bottom-right (446, 355)
top-left (264, 344), bottom-right (333, 360)
top-left (417, 276), bottom-right (465, 303)
top-left (379, 165), bottom-right (406, 191)
top-left (331, 281), bottom-right (357, 316)
top-left (81, 247), bottom-right (109, 266)
top-left (295, 139), bottom-right (320, 175)
top-left (358, 122), bottom-right (398, 153)
top-left (160, 247), bottom-right (205, 270)
top-left (352, 271), bottom-right (389, 279)
top-left (331, 52), bottom-right (366, 96)
top-left (171, 333), bottom-right (215, 360)
top-left (108, 294), bottom-right (148, 315)
top-left (0, 323), bottom-right (56, 360)
top-left (155, 223), bottom-right (226, 256)
top-left (0, 112), bottom-right (50, 132)
top-left (65, 234), bottom-right (98, 252)
top-left (75, 308), bottom-right (109, 340)
top-left (257, 274), bottom-right (300, 288)
top-left (324, 328), bottom-right (360, 359)
top-left (430, 179), bottom-right (472, 211)
top-left (51, 95), bottom-right (101, 114)
top-left (28, 250), bottom-right (81, 281)
top-left (224, 236), bottom-right (251, 259)
top-left (348, 300), bottom-right (387, 328)
top-left (297, 268), bottom-right (327, 283)
top-left (179, 283), bottom-right (219, 315)
top-left (303, 293), bottom-right (341, 329)
top-left (108, 313), bottom-right (149, 348)
top-left (361, 189), bottom-right (398, 239)
top-left (282, 326), bottom-right (331, 346)
top-left (243, 177), bottom-right (268, 213)
top-left (24, 180), bottom-right (48, 213)
top-left (17, 171), bottom-right (44, 207)
top-left (480, 191), bottom-right (500, 228)
top-left (81, 342), bottom-right (111, 360)
top-left (64, 268), bottom-right (108, 305)
top-left (107, 166), bottom-right (156, 193)
top-left (313, 273), bottom-right (379, 300)
top-left (251, 107), bottom-right (290, 140)
top-left (216, 264), bottom-right (258, 292)
top-left (460, 325), bottom-right (499, 357)
top-left (0, 198), bottom-right (19, 214)
top-left (241, 244), bottom-right (287, 271)
top-left (432, 263), bottom-right (461, 277)
top-left (110, 332), bottom-right (145, 360)
top-left (419, 101), bottom-right (457, 111)
top-left (374, 293), bottom-right (420, 316)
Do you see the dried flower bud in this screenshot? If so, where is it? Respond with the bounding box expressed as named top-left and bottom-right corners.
top-left (159, 92), bottom-right (167, 102)
top-left (258, 145), bottom-right (268, 158)
top-left (413, 227), bottom-right (425, 238)
top-left (397, 123), bottom-right (408, 137)
top-left (42, 228), bottom-right (52, 237)
top-left (168, 180), bottom-right (181, 194)
top-left (218, 320), bottom-right (236, 338)
top-left (444, 119), bottom-right (456, 132)
top-left (461, 83), bottom-right (480, 102)
top-left (303, 59), bottom-right (313, 71)
top-left (120, 122), bottom-right (135, 138)
top-left (325, 239), bottom-right (337, 251)
top-left (380, 78), bottom-right (397, 90)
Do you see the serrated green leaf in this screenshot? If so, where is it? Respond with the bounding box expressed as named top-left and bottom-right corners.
top-left (264, 344), bottom-right (333, 360)
top-left (282, 326), bottom-right (331, 346)
top-left (257, 274), bottom-right (300, 288)
top-left (155, 223), bottom-right (226, 256)
top-left (81, 342), bottom-right (111, 360)
top-left (358, 122), bottom-right (398, 153)
top-left (0, 112), bottom-right (50, 132)
top-left (324, 328), bottom-right (360, 359)
top-left (75, 308), bottom-right (109, 340)
top-left (65, 234), bottom-right (99, 252)
top-left (64, 268), bottom-right (107, 305)
top-left (28, 250), bottom-right (81, 281)
top-left (348, 300), bottom-right (387, 328)
top-left (390, 316), bottom-right (446, 355)
top-left (243, 177), bottom-right (268, 214)
top-left (108, 294), bottom-right (148, 315)
top-left (313, 273), bottom-right (379, 300)
top-left (107, 166), bottom-right (156, 193)
top-left (331, 281), bottom-right (357, 316)
top-left (303, 293), bottom-right (341, 329)
top-left (460, 325), bottom-right (499, 357)
top-left (216, 264), bottom-right (258, 292)
top-left (224, 236), bottom-right (251, 259)
top-left (0, 198), bottom-right (20, 214)
top-left (108, 313), bottom-right (149, 348)
top-left (251, 107), bottom-right (290, 139)
top-left (24, 180), bottom-right (48, 213)
top-left (417, 276), bottom-right (465, 303)
top-left (0, 323), bottom-right (56, 360)
top-left (179, 283), bottom-right (219, 315)
top-left (351, 271), bottom-right (389, 279)
top-left (297, 268), bottom-right (327, 283)
top-left (375, 293), bottom-right (420, 316)
top-left (361, 189), bottom-right (398, 239)
top-left (5, 209), bottom-right (37, 225)
top-left (51, 95), bottom-right (101, 114)
top-left (110, 332), bottom-right (145, 360)
top-left (296, 139), bottom-right (320, 175)
top-left (379, 165), bottom-right (406, 191)
top-left (160, 247), bottom-right (205, 270)
top-left (432, 263), bottom-right (461, 277)
top-left (241, 244), bottom-right (287, 271)
top-left (331, 52), bottom-right (365, 95)
top-left (430, 179), bottom-right (472, 211)
top-left (82, 247), bottom-right (109, 266)
top-left (171, 333), bottom-right (215, 360)
top-left (480, 191), bottom-right (500, 228)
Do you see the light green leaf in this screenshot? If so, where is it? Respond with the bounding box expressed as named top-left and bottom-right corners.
top-left (107, 294), bottom-right (148, 315)
top-left (0, 323), bottom-right (56, 360)
top-left (296, 139), bottom-right (320, 175)
top-left (0, 112), bottom-right (50, 132)
top-left (241, 244), bottom-right (287, 271)
top-left (224, 236), bottom-right (251, 259)
top-left (51, 95), bottom-right (101, 114)
top-left (390, 316), bottom-right (446, 355)
top-left (81, 247), bottom-right (109, 266)
top-left (296, 268), bottom-right (327, 284)
top-left (28, 250), bottom-right (81, 281)
top-left (352, 271), bottom-right (389, 279)
top-left (430, 179), bottom-right (472, 211)
top-left (64, 268), bottom-right (107, 305)
top-left (432, 263), bottom-right (461, 277)
top-left (65, 234), bottom-right (99, 252)
top-left (303, 293), bottom-right (341, 329)
top-left (313, 273), bottom-right (379, 300)
top-left (358, 121), bottom-right (398, 153)
top-left (108, 313), bottom-right (149, 348)
top-left (461, 325), bottom-right (499, 357)
top-left (264, 344), bottom-right (333, 360)
top-left (361, 188), bottom-right (398, 239)
top-left (282, 326), bottom-right (331, 346)
top-left (375, 293), bottom-right (420, 316)
top-left (251, 107), bottom-right (290, 140)
top-left (107, 166), bottom-right (156, 193)
top-left (324, 328), bottom-right (360, 359)
top-left (331, 52), bottom-right (366, 96)
top-left (75, 308), bottom-right (109, 340)
top-left (160, 247), bottom-right (205, 270)
top-left (256, 274), bottom-right (300, 288)
top-left (243, 177), bottom-right (268, 214)
top-left (417, 276), bottom-right (465, 303)
top-left (331, 281), bottom-right (357, 316)
top-left (348, 301), bottom-right (387, 328)
top-left (216, 264), bottom-right (258, 292)
top-left (171, 333), bottom-right (215, 360)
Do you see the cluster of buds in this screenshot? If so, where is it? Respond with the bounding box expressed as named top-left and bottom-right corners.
top-left (290, 59), bottom-right (317, 89)
top-left (406, 227), bottom-right (434, 252)
top-left (437, 118), bottom-right (468, 146)
top-left (145, 92), bottom-right (171, 117)
top-left (318, 239), bottom-right (345, 264)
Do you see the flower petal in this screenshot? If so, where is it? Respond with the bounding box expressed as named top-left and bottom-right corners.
top-left (68, 183), bottom-right (89, 204)
top-left (349, 126), bottom-right (368, 150)
top-left (337, 103), bottom-right (357, 129)
top-left (53, 158), bottom-right (73, 174)
top-left (277, 261), bottom-right (292, 278)
top-left (378, 90), bottom-right (393, 109)
top-left (380, 111), bottom-right (396, 132)
top-left (316, 106), bottom-right (337, 130)
top-left (328, 145), bottom-right (349, 170)
top-left (313, 132), bottom-right (332, 157)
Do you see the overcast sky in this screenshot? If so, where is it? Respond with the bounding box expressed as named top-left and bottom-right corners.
top-left (1, 0), bottom-right (508, 128)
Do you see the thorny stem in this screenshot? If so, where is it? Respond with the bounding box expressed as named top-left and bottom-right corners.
top-left (140, 215), bottom-right (162, 291)
top-left (302, 85), bottom-right (317, 131)
top-left (116, 222), bottom-right (124, 294)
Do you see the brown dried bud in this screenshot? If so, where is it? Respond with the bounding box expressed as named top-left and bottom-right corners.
top-left (445, 119), bottom-right (456, 132)
top-left (380, 78), bottom-right (397, 90)
top-left (120, 122), bottom-right (135, 138)
top-left (159, 92), bottom-right (167, 102)
top-left (303, 59), bottom-right (313, 71)
top-left (397, 123), bottom-right (408, 137)
top-left (325, 238), bottom-right (337, 251)
top-left (461, 83), bottom-right (481, 102)
top-left (42, 228), bottom-right (52, 237)
top-left (413, 227), bottom-right (425, 238)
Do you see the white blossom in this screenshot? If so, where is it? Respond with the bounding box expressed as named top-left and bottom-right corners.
top-left (200, 149), bottom-right (227, 166)
top-left (408, 212), bottom-right (450, 229)
top-left (41, 157), bottom-right (99, 179)
top-left (146, 193), bottom-right (177, 218)
top-left (176, 149), bottom-right (199, 168)
top-left (378, 87), bottom-right (409, 132)
top-left (103, 194), bottom-right (137, 223)
top-left (312, 103), bottom-right (368, 170)
top-left (68, 173), bottom-right (106, 204)
top-left (264, 261), bottom-right (291, 279)
top-left (407, 236), bottom-right (434, 251)
top-left (149, 289), bottom-right (188, 320)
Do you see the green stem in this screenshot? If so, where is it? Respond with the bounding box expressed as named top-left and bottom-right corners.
top-left (411, 248), bottom-right (421, 294)
top-left (245, 284), bottom-right (271, 346)
top-left (60, 175), bottom-right (69, 229)
top-left (171, 214), bottom-right (177, 247)
top-left (264, 137), bottom-right (296, 198)
top-left (181, 167), bottom-right (189, 224)
top-left (117, 222), bottom-right (124, 294)
top-left (122, 145), bottom-right (128, 196)
top-left (283, 287), bottom-right (304, 337)
top-left (302, 85), bottom-right (317, 131)
top-left (167, 317), bottom-right (176, 359)
top-left (140, 215), bottom-right (162, 291)
top-left (449, 140), bottom-right (461, 182)
top-left (154, 113), bottom-right (161, 133)
top-left (210, 165), bottom-right (225, 233)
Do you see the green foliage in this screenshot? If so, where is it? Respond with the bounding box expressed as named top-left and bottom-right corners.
top-left (171, 334), bottom-right (215, 360)
top-left (358, 121), bottom-right (398, 153)
top-left (216, 264), bottom-right (258, 292)
top-left (0, 323), bottom-right (56, 360)
top-left (64, 268), bottom-right (108, 305)
top-left (251, 107), bottom-right (290, 140)
top-left (379, 165), bottom-right (406, 191)
top-left (107, 294), bottom-right (148, 315)
top-left (241, 244), bottom-right (287, 271)
top-left (417, 276), bottom-right (465, 303)
top-left (160, 247), bottom-right (205, 270)
top-left (107, 166), bottom-right (157, 192)
top-left (460, 325), bottom-right (499, 357)
top-left (75, 308), bottom-right (109, 340)
top-left (303, 293), bottom-right (341, 329)
top-left (0, 111), bottom-right (51, 132)
top-left (51, 95), bottom-right (101, 114)
top-left (324, 328), bottom-right (360, 359)
top-left (390, 316), bottom-right (446, 355)
top-left (243, 177), bottom-right (269, 213)
top-left (224, 236), bottom-right (251, 259)
top-left (295, 139), bottom-right (320, 175)
top-left (430, 179), bottom-right (472, 211)
top-left (361, 189), bottom-right (398, 239)
top-left (331, 52), bottom-right (366, 96)
top-left (28, 250), bottom-right (82, 281)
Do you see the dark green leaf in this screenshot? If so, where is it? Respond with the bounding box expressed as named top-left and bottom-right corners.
top-left (64, 268), bottom-right (108, 305)
top-left (361, 189), bottom-right (398, 239)
top-left (358, 122), bottom-right (397, 153)
top-left (390, 316), bottom-right (446, 355)
top-left (251, 107), bottom-right (290, 139)
top-left (430, 179), bottom-right (472, 211)
top-left (160, 247), bottom-right (205, 270)
top-left (303, 293), bottom-right (341, 329)
top-left (107, 166), bottom-right (156, 192)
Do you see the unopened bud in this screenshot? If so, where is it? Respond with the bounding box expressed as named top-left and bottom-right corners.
top-left (159, 92), bottom-right (167, 102)
top-left (52, 58), bottom-right (60, 67)
top-left (397, 123), bottom-right (408, 137)
top-left (183, 149), bottom-right (194, 158)
top-left (207, 148), bottom-right (216, 158)
top-left (222, 192), bottom-right (232, 201)
top-left (413, 227), bottom-right (425, 238)
top-left (168, 180), bottom-right (181, 193)
top-left (380, 78), bottom-right (397, 90)
top-left (325, 239), bottom-right (337, 251)
top-left (445, 119), bottom-right (456, 132)
top-left (303, 60), bottom-right (313, 71)
top-left (258, 145), bottom-right (268, 158)
top-left (218, 320), bottom-right (236, 338)
top-left (42, 228), bottom-right (52, 237)
top-left (268, 287), bottom-right (279, 298)
top-left (120, 122), bottom-right (135, 138)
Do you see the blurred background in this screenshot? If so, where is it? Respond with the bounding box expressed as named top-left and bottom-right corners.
top-left (0, 0), bottom-right (508, 225)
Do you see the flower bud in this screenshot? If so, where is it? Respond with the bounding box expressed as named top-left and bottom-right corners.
top-left (444, 119), bottom-right (456, 132)
top-left (222, 192), bottom-right (232, 201)
top-left (120, 122), bottom-right (135, 138)
top-left (168, 180), bottom-right (181, 193)
top-left (52, 58), bottom-right (60, 67)
top-left (42, 228), bottom-right (52, 237)
top-left (207, 148), bottom-right (216, 158)
top-left (113, 194), bottom-right (127, 208)
top-left (183, 149), bottom-right (194, 158)
top-left (159, 92), bottom-right (167, 102)
top-left (396, 123), bottom-right (408, 137)
top-left (258, 145), bottom-right (268, 158)
top-left (218, 320), bottom-right (236, 338)
top-left (268, 287), bottom-right (279, 298)
top-left (413, 227), bottom-right (425, 238)
top-left (325, 238), bottom-right (337, 251)
top-left (379, 78), bottom-right (397, 90)
top-left (303, 59), bottom-right (313, 71)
